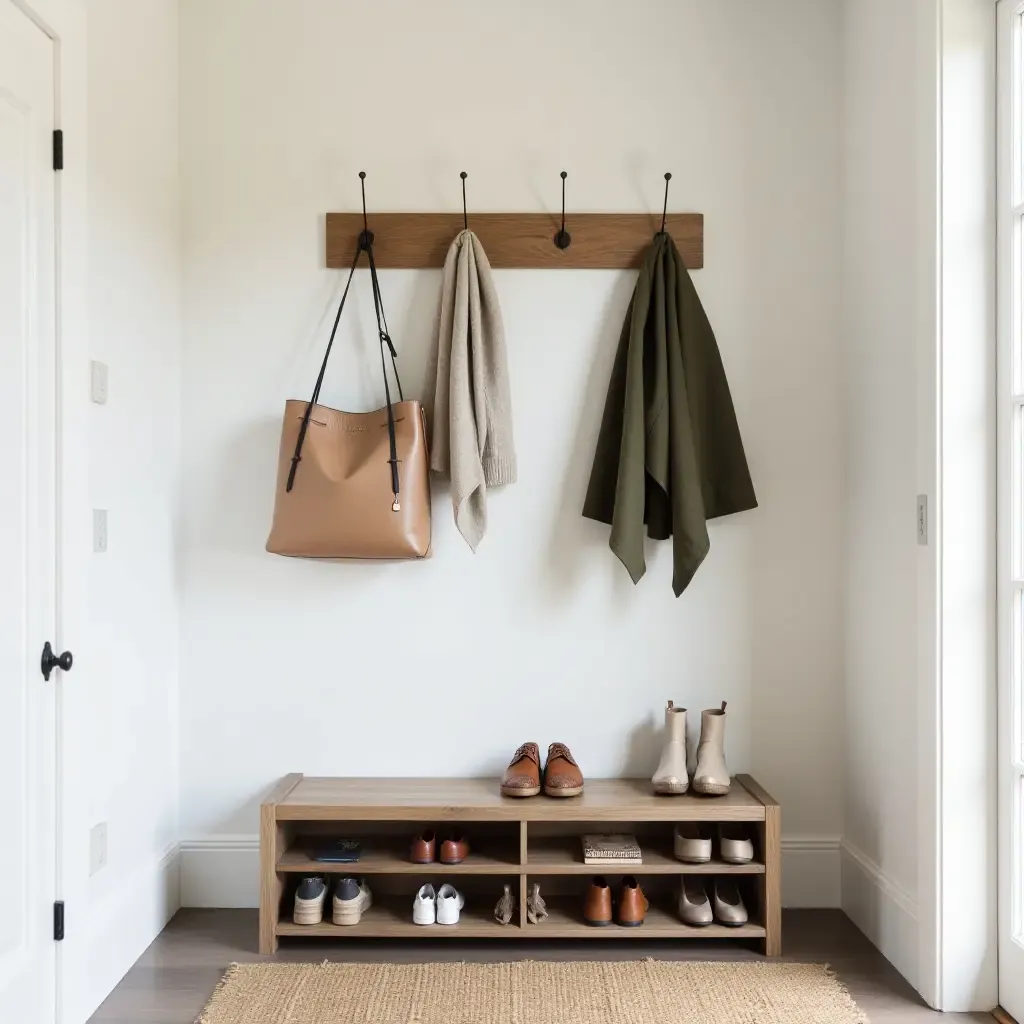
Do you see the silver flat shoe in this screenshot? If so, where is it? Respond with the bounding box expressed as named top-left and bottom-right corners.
top-left (712, 878), bottom-right (748, 926)
top-left (678, 877), bottom-right (713, 926)
top-left (718, 823), bottom-right (754, 864)
top-left (674, 822), bottom-right (712, 863)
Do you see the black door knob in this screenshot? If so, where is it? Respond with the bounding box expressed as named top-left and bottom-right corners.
top-left (40, 642), bottom-right (73, 681)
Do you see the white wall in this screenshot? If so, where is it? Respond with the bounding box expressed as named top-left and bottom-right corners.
top-left (841, 0), bottom-right (932, 990)
top-left (177, 0), bottom-right (845, 907)
top-left (75, 1), bottom-right (182, 1017)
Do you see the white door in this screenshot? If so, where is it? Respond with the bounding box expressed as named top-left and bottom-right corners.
top-left (0, 2), bottom-right (58, 1022)
top-left (1000, 3), bottom-right (1024, 1020)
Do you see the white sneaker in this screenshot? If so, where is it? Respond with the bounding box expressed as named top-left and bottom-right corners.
top-left (413, 884), bottom-right (437, 925)
top-left (436, 884), bottom-right (465, 925)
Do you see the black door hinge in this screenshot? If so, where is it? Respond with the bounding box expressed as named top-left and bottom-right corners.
top-left (52, 130), bottom-right (63, 171)
top-left (53, 901), bottom-right (64, 941)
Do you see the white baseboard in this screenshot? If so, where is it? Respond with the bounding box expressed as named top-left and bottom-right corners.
top-left (841, 839), bottom-right (919, 988)
top-left (179, 834), bottom-right (842, 910)
top-left (180, 836), bottom-right (260, 908)
top-left (782, 836), bottom-right (842, 907)
top-left (74, 842), bottom-right (181, 1023)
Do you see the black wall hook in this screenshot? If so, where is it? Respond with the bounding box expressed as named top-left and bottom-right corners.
top-left (554, 171), bottom-right (571, 250)
top-left (460, 171), bottom-right (468, 230)
top-left (659, 172), bottom-right (672, 235)
top-left (358, 171), bottom-right (374, 249)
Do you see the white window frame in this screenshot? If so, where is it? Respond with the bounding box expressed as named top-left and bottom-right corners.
top-left (999, 3), bottom-right (1024, 1018)
top-left (923, 0), bottom-right (998, 1013)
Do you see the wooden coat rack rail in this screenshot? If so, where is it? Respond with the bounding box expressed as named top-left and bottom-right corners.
top-left (325, 212), bottom-right (704, 270)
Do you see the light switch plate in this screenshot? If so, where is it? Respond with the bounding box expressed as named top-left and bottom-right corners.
top-left (90, 361), bottom-right (108, 404)
top-left (89, 822), bottom-right (107, 876)
top-left (93, 509), bottom-right (108, 553)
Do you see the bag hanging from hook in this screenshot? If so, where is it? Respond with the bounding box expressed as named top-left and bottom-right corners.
top-left (266, 173), bottom-right (432, 560)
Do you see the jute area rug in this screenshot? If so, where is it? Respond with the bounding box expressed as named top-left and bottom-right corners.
top-left (196, 960), bottom-right (868, 1024)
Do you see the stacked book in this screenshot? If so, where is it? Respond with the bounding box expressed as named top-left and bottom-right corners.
top-left (581, 833), bottom-right (643, 866)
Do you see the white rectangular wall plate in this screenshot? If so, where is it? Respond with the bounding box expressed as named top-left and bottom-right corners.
top-left (93, 509), bottom-right (108, 553)
top-left (89, 822), bottom-right (108, 876)
top-left (90, 360), bottom-right (108, 404)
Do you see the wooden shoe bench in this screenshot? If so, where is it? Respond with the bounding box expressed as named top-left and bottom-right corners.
top-left (260, 774), bottom-right (781, 955)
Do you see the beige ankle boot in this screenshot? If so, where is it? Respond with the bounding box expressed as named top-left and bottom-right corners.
top-left (651, 701), bottom-right (688, 795)
top-left (692, 702), bottom-right (730, 796)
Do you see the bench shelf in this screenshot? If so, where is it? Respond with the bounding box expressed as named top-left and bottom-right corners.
top-left (259, 773), bottom-right (781, 954)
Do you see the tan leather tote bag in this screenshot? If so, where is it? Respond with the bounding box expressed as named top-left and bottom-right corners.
top-left (266, 240), bottom-right (431, 559)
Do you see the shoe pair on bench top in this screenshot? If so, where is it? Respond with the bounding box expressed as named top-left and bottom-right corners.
top-left (502, 742), bottom-right (583, 798)
top-left (652, 701), bottom-right (732, 797)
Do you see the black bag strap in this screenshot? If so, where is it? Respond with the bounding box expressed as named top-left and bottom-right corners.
top-left (365, 242), bottom-right (404, 508)
top-left (286, 239), bottom-right (404, 511)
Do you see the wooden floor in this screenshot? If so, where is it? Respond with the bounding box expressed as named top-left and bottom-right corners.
top-left (87, 908), bottom-right (994, 1023)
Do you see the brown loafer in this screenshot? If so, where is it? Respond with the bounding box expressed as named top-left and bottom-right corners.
top-left (616, 876), bottom-right (649, 927)
top-left (439, 833), bottom-right (469, 864)
top-left (501, 742), bottom-right (541, 797)
top-left (409, 829), bottom-right (436, 864)
top-left (542, 742), bottom-right (584, 797)
top-left (584, 876), bottom-right (612, 926)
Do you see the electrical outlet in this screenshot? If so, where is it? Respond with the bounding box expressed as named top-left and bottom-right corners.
top-left (89, 822), bottom-right (108, 876)
top-left (90, 361), bottom-right (109, 404)
top-left (93, 509), bottom-right (108, 553)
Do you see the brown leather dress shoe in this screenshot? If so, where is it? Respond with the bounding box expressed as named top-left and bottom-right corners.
top-left (409, 829), bottom-right (436, 864)
top-left (501, 742), bottom-right (542, 797)
top-left (616, 876), bottom-right (649, 927)
top-left (584, 876), bottom-right (613, 926)
top-left (439, 833), bottom-right (469, 864)
top-left (543, 742), bottom-right (584, 797)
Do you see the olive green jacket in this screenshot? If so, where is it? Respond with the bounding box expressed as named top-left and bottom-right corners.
top-left (582, 233), bottom-right (757, 596)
